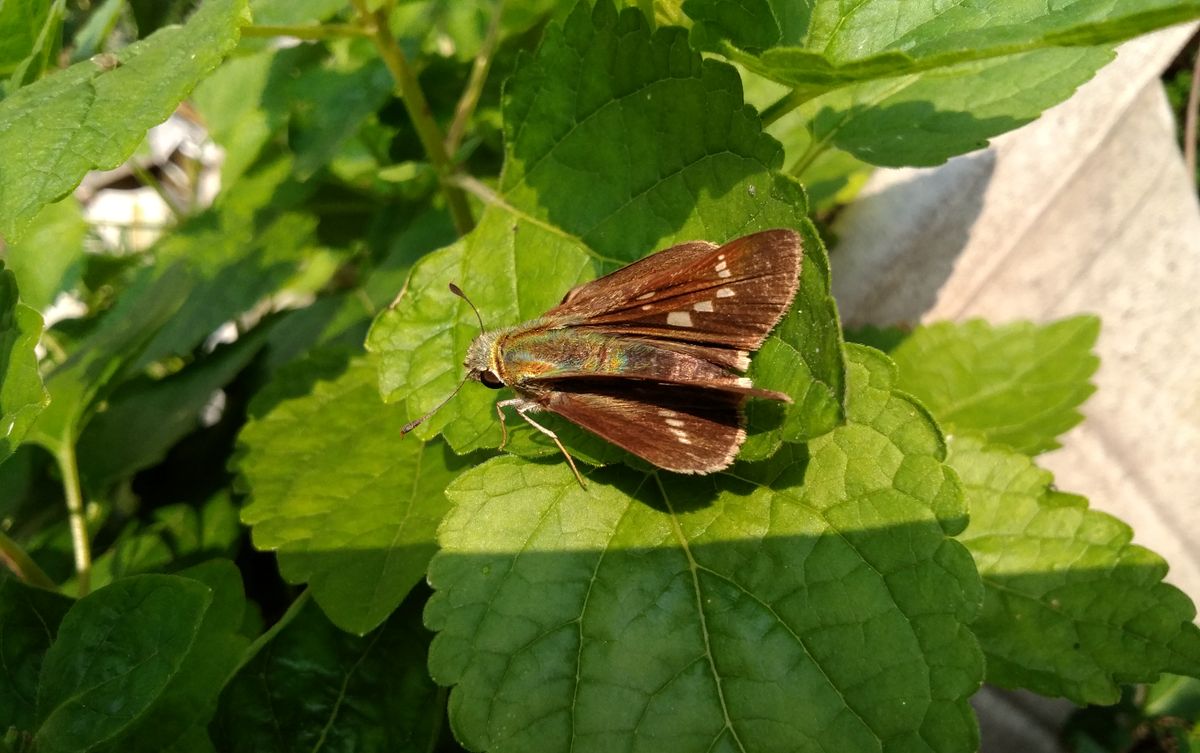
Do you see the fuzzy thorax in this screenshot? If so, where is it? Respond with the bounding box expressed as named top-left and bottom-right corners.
top-left (464, 330), bottom-right (501, 380)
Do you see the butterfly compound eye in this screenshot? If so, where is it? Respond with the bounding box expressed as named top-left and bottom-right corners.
top-left (479, 370), bottom-right (504, 389)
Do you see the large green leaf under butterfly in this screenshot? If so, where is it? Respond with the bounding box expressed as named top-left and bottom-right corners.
top-left (427, 345), bottom-right (983, 753)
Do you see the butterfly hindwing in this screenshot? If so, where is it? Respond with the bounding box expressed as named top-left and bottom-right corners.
top-left (545, 229), bottom-right (802, 351)
top-left (537, 380), bottom-right (746, 474)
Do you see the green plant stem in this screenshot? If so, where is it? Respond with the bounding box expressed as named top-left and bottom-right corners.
top-left (242, 23), bottom-right (370, 40)
top-left (56, 442), bottom-right (91, 597)
top-left (446, 0), bottom-right (504, 157)
top-left (352, 0), bottom-right (475, 236)
top-left (230, 590), bottom-right (312, 677)
top-left (759, 88), bottom-right (813, 128)
top-left (129, 161), bottom-right (184, 220)
top-left (788, 139), bottom-right (827, 178)
top-left (0, 530), bottom-right (56, 590)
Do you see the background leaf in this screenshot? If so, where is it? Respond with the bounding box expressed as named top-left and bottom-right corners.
top-left (686, 0), bottom-right (1200, 95)
top-left (2, 197), bottom-right (86, 312)
top-left (0, 0), bottom-right (54, 77)
top-left (237, 351), bottom-right (466, 635)
top-left (211, 592), bottom-right (445, 753)
top-left (0, 578), bottom-right (72, 734)
top-left (100, 560), bottom-right (250, 752)
top-left (34, 563), bottom-right (249, 752)
top-left (76, 321), bottom-right (269, 489)
top-left (0, 262), bottom-right (48, 464)
top-left (367, 0), bottom-right (844, 470)
top-left (780, 46), bottom-right (1116, 168)
top-left (889, 317), bottom-right (1100, 454)
top-left (426, 344), bottom-right (982, 753)
top-left (949, 436), bottom-right (1200, 705)
top-left (27, 158), bottom-right (313, 455)
top-left (0, 0), bottom-right (250, 240)
top-left (35, 574), bottom-right (212, 751)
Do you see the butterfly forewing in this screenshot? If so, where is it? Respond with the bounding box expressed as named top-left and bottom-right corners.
top-left (541, 380), bottom-right (746, 474)
top-left (545, 229), bottom-right (802, 351)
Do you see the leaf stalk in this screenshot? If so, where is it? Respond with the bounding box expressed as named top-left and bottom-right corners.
top-left (0, 530), bottom-right (56, 590)
top-left (352, 0), bottom-right (476, 236)
top-left (56, 442), bottom-right (91, 596)
top-left (446, 0), bottom-right (504, 157)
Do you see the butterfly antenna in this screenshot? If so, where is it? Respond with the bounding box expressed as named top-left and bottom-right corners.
top-left (401, 373), bottom-right (469, 435)
top-left (449, 282), bottom-right (486, 333)
top-left (402, 283), bottom-right (484, 436)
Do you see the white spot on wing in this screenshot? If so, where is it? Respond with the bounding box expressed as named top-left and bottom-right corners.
top-left (735, 377), bottom-right (752, 387)
top-left (718, 269), bottom-right (732, 278)
top-left (714, 260), bottom-right (728, 272)
top-left (716, 287), bottom-right (735, 298)
top-left (666, 418), bottom-right (684, 427)
top-left (666, 311), bottom-right (693, 327)
top-left (636, 292), bottom-right (655, 301)
top-left (693, 300), bottom-right (713, 312)
top-left (669, 427), bottom-right (692, 444)
top-left (641, 304), bottom-right (652, 310)
top-left (718, 253), bottom-right (726, 261)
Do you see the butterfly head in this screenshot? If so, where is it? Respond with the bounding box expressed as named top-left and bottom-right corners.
top-left (464, 331), bottom-right (504, 389)
top-left (400, 283), bottom-right (500, 435)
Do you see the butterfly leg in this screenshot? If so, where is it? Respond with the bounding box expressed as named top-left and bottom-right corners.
top-left (494, 401), bottom-right (511, 449)
top-left (496, 398), bottom-right (587, 489)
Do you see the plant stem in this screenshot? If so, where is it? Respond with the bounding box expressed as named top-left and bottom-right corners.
top-left (759, 89), bottom-right (812, 128)
top-left (0, 530), bottom-right (56, 590)
top-left (129, 161), bottom-right (184, 220)
top-left (234, 590), bottom-right (312, 675)
top-left (788, 139), bottom-right (827, 178)
top-left (242, 23), bottom-right (370, 40)
top-left (56, 442), bottom-right (91, 597)
top-left (352, 0), bottom-right (475, 235)
top-left (446, 0), bottom-right (504, 157)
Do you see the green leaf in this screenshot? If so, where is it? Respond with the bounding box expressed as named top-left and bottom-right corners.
top-left (189, 48), bottom-right (289, 187)
top-left (237, 351), bottom-right (466, 634)
top-left (0, 0), bottom-right (250, 240)
top-left (793, 46), bottom-right (1116, 167)
top-left (132, 159), bottom-right (318, 370)
top-left (27, 262), bottom-right (192, 454)
top-left (426, 345), bottom-right (982, 753)
top-left (211, 594), bottom-right (442, 752)
top-left (686, 0), bottom-right (1200, 97)
top-left (949, 436), bottom-right (1200, 705)
top-left (0, 0), bottom-right (62, 91)
top-left (28, 158), bottom-right (314, 455)
top-left (367, 0), bottom-right (844, 469)
top-left (0, 579), bottom-right (72, 734)
top-left (0, 263), bottom-right (48, 463)
top-left (249, 0), bottom-right (346, 26)
top-left (3, 198), bottom-right (86, 312)
top-left (85, 494), bottom-right (243, 590)
top-left (68, 0), bottom-right (126, 64)
top-left (103, 560), bottom-right (250, 753)
top-left (890, 317), bottom-right (1100, 454)
top-left (0, 0), bottom-right (52, 76)
top-left (34, 575), bottom-right (211, 751)
top-left (288, 56), bottom-right (395, 180)
top-left (77, 325), bottom-right (269, 489)
top-left (35, 563), bottom-right (250, 753)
